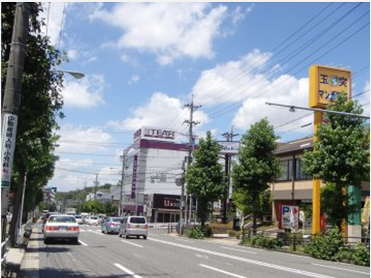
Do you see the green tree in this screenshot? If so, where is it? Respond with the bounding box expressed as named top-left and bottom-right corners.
top-left (2, 3), bottom-right (66, 245)
top-left (232, 118), bottom-right (280, 234)
top-left (232, 189), bottom-right (272, 220)
top-left (186, 131), bottom-right (224, 227)
top-left (302, 93), bottom-right (369, 229)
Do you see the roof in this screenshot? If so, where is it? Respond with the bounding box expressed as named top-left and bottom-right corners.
top-left (275, 137), bottom-right (313, 155)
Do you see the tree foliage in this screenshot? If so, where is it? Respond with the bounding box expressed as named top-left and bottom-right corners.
top-left (302, 93), bottom-right (369, 229)
top-left (232, 118), bottom-right (280, 232)
top-left (232, 189), bottom-right (272, 219)
top-left (1, 3), bottom-right (66, 245)
top-left (186, 131), bottom-right (224, 226)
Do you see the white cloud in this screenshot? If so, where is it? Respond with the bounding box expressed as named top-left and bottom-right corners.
top-left (232, 76), bottom-right (311, 134)
top-left (192, 49), bottom-right (274, 105)
top-left (61, 74), bottom-right (105, 108)
top-left (90, 3), bottom-right (230, 65)
top-left (39, 3), bottom-right (72, 46)
top-left (49, 125), bottom-right (119, 191)
top-left (67, 49), bottom-right (78, 60)
top-left (107, 92), bottom-right (210, 133)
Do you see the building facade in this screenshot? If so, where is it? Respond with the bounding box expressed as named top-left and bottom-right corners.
top-left (271, 136), bottom-right (370, 229)
top-left (121, 127), bottom-right (189, 219)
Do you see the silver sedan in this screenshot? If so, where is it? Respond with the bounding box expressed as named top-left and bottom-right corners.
top-left (43, 214), bottom-right (80, 244)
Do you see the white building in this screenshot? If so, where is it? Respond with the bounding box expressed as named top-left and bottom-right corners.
top-left (121, 126), bottom-right (189, 221)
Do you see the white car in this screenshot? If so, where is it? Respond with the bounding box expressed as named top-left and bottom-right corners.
top-left (88, 216), bottom-right (99, 226)
top-left (74, 215), bottom-right (83, 225)
top-left (43, 214), bottom-right (80, 244)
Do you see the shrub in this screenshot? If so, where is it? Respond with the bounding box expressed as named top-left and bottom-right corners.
top-left (250, 235), bottom-right (283, 250)
top-left (351, 243), bottom-right (370, 266)
top-left (228, 230), bottom-right (241, 239)
top-left (304, 228), bottom-right (344, 260)
top-left (187, 226), bottom-right (204, 239)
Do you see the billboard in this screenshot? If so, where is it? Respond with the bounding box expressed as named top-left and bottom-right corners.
top-left (134, 126), bottom-right (175, 142)
top-left (309, 65), bottom-right (351, 108)
top-left (218, 141), bottom-right (240, 154)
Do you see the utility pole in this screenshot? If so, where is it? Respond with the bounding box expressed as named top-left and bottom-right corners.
top-left (180, 157), bottom-right (187, 235)
top-left (94, 174), bottom-right (99, 200)
top-left (1, 3), bottom-right (31, 246)
top-left (221, 126), bottom-right (239, 223)
top-left (183, 95), bottom-right (201, 226)
top-left (119, 153), bottom-right (126, 216)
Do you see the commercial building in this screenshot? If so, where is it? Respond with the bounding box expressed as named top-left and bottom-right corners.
top-left (121, 127), bottom-right (189, 221)
top-left (271, 136), bottom-right (370, 229)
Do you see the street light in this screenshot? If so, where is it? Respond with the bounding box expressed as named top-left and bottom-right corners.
top-left (51, 69), bottom-right (85, 79)
top-left (265, 102), bottom-right (370, 119)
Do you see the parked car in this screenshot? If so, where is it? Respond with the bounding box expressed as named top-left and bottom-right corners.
top-left (118, 216), bottom-right (148, 239)
top-left (88, 215), bottom-right (99, 226)
top-left (74, 215), bottom-right (83, 225)
top-left (43, 214), bottom-right (79, 244)
top-left (101, 217), bottom-right (124, 234)
top-left (98, 214), bottom-right (107, 224)
top-left (83, 215), bottom-right (90, 224)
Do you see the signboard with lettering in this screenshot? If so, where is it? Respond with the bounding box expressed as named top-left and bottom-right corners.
top-left (131, 155), bottom-right (138, 199)
top-left (218, 141), bottom-right (240, 154)
top-left (134, 126), bottom-right (175, 142)
top-left (280, 205), bottom-right (299, 231)
top-left (309, 65), bottom-right (351, 108)
top-left (153, 194), bottom-right (181, 210)
top-left (1, 114), bottom-right (18, 188)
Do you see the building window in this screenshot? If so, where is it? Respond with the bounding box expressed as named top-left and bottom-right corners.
top-left (295, 158), bottom-right (312, 180)
top-left (277, 158), bottom-right (312, 182)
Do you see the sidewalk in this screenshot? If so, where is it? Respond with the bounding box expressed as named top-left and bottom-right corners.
top-left (2, 228), bottom-right (40, 278)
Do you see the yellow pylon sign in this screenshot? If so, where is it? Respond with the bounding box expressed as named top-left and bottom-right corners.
top-left (309, 65), bottom-right (352, 235)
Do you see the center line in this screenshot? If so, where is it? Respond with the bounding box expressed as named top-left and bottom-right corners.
top-left (148, 238), bottom-right (334, 278)
top-left (200, 264), bottom-right (248, 278)
top-left (114, 263), bottom-right (143, 278)
top-left (311, 263), bottom-right (370, 275)
top-left (221, 246), bottom-right (257, 254)
top-left (121, 240), bottom-right (143, 248)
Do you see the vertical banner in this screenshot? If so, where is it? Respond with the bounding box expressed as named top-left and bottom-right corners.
top-left (131, 155), bottom-right (138, 199)
top-left (1, 114), bottom-right (18, 188)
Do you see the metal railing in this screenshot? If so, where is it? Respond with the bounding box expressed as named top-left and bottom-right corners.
top-left (1, 236), bottom-right (10, 263)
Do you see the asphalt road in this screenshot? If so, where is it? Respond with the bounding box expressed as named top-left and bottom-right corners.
top-left (32, 224), bottom-right (369, 278)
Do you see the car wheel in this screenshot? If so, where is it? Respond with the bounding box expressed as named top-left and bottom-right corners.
top-left (137, 236), bottom-right (140, 239)
top-left (143, 236), bottom-right (147, 240)
top-left (44, 238), bottom-right (50, 244)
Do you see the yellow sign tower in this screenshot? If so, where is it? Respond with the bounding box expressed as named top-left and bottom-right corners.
top-left (309, 65), bottom-right (351, 234)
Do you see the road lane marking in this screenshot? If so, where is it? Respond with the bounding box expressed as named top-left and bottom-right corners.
top-left (114, 263), bottom-right (143, 278)
top-left (78, 240), bottom-right (88, 246)
top-left (221, 246), bottom-right (257, 255)
top-left (121, 240), bottom-right (143, 248)
top-left (200, 264), bottom-right (247, 278)
top-left (148, 238), bottom-right (335, 278)
top-left (176, 238), bottom-right (195, 243)
top-left (311, 263), bottom-right (370, 275)
top-left (93, 231), bottom-right (104, 236)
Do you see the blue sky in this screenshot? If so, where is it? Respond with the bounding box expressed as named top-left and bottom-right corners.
top-left (42, 2), bottom-right (370, 192)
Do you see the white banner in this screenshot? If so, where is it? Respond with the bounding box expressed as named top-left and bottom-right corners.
top-left (1, 114), bottom-right (18, 188)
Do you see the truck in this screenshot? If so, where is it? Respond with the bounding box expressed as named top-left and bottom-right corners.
top-left (65, 208), bottom-right (76, 215)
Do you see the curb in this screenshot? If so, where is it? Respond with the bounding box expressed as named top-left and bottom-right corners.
top-left (19, 229), bottom-right (40, 278)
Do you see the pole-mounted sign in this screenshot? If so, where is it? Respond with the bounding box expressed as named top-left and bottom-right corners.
top-left (1, 114), bottom-right (18, 188)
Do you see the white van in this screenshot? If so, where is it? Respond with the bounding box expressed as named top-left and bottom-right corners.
top-left (118, 216), bottom-right (148, 239)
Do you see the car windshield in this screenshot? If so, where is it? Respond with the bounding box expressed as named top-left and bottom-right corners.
top-left (129, 217), bottom-right (146, 224)
top-left (111, 217), bottom-right (123, 223)
top-left (91, 216), bottom-right (98, 220)
top-left (48, 216), bottom-right (76, 223)
top-left (75, 216), bottom-right (82, 219)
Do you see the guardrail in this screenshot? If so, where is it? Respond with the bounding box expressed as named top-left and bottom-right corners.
top-left (1, 236), bottom-right (10, 263)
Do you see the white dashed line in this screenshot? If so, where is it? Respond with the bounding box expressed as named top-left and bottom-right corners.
top-left (311, 263), bottom-right (370, 275)
top-left (121, 240), bottom-right (144, 248)
top-left (200, 264), bottom-right (248, 278)
top-left (114, 263), bottom-right (143, 278)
